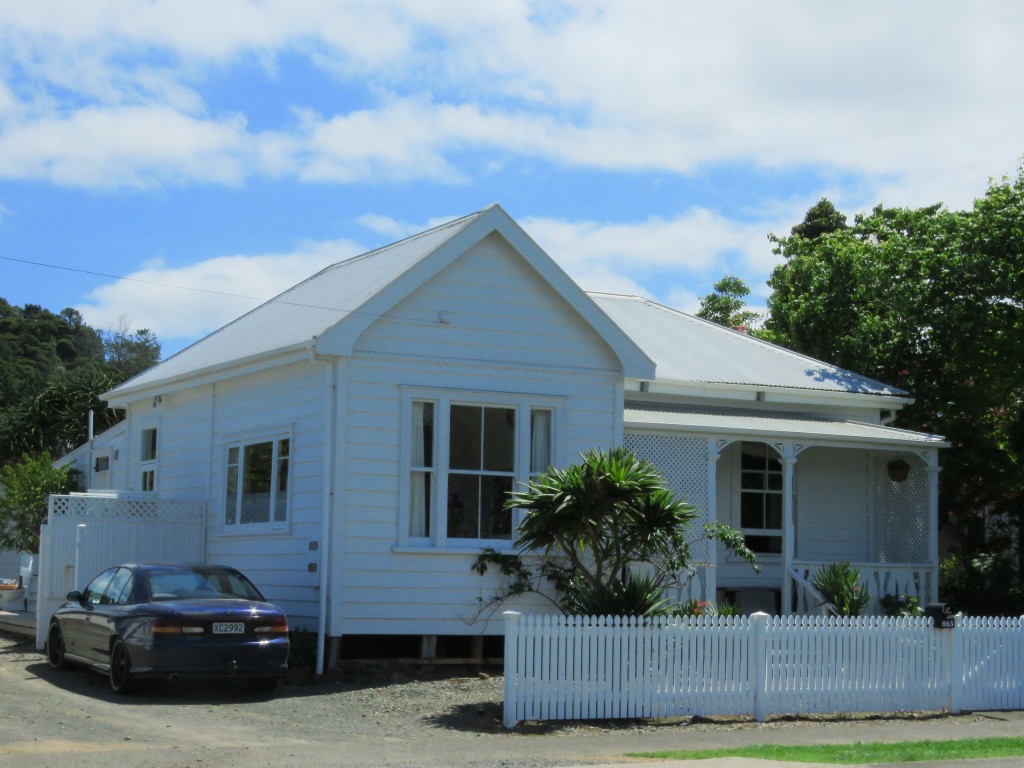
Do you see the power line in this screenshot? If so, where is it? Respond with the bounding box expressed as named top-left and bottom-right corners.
top-left (0, 253), bottom-right (435, 329)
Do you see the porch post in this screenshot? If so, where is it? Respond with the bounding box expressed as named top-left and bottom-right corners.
top-left (705, 439), bottom-right (722, 603)
top-left (781, 444), bottom-right (798, 614)
top-left (927, 450), bottom-right (942, 602)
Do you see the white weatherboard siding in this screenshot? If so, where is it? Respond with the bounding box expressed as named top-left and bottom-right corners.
top-left (796, 448), bottom-right (871, 562)
top-left (206, 362), bottom-right (326, 629)
top-left (332, 238), bottom-right (624, 636)
top-left (129, 362), bottom-right (328, 630)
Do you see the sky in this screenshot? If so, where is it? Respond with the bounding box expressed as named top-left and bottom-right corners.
top-left (0, 1), bottom-right (1022, 358)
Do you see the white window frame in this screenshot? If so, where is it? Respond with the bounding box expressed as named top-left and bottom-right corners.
top-left (222, 431), bottom-right (293, 533)
top-left (138, 425), bottom-right (158, 493)
top-left (397, 388), bottom-right (563, 551)
top-left (733, 441), bottom-right (784, 559)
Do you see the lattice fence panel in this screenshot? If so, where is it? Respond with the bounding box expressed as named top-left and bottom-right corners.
top-left (49, 495), bottom-right (204, 521)
top-left (625, 433), bottom-right (710, 563)
top-left (873, 453), bottom-right (929, 563)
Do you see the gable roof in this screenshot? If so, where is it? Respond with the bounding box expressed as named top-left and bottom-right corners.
top-left (589, 293), bottom-right (906, 398)
top-left (107, 205), bottom-right (655, 399)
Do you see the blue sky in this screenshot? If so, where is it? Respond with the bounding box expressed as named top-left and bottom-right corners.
top-left (1, 2), bottom-right (1022, 357)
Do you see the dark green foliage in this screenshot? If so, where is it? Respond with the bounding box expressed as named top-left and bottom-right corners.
top-left (766, 170), bottom-right (1024, 604)
top-left (0, 298), bottom-right (161, 464)
top-left (0, 453), bottom-right (79, 552)
top-left (0, 299), bottom-right (105, 411)
top-left (812, 562), bottom-right (870, 616)
top-left (696, 275), bottom-right (761, 330)
top-left (940, 551), bottom-right (1024, 616)
top-left (474, 447), bottom-right (758, 617)
top-left (879, 592), bottom-right (923, 617)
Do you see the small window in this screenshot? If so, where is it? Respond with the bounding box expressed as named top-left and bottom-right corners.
top-left (141, 428), bottom-right (158, 462)
top-left (140, 428), bottom-right (158, 493)
top-left (224, 437), bottom-right (290, 528)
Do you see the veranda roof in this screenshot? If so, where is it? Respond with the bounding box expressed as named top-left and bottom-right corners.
top-left (590, 293), bottom-right (906, 397)
top-left (624, 404), bottom-right (948, 449)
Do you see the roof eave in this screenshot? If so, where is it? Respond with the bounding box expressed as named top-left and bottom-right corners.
top-left (626, 377), bottom-right (913, 408)
top-left (104, 341), bottom-right (318, 406)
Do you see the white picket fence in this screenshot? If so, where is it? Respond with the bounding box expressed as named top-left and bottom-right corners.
top-left (502, 612), bottom-right (1024, 728)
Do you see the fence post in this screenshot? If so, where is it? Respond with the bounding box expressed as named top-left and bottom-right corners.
top-left (947, 620), bottom-right (962, 714)
top-left (750, 612), bottom-right (769, 722)
top-left (503, 611), bottom-right (521, 729)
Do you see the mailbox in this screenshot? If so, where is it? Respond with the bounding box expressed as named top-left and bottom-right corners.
top-left (925, 602), bottom-right (956, 629)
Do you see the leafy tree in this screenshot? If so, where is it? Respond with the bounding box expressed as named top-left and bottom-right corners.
top-left (789, 197), bottom-right (848, 240)
top-left (0, 302), bottom-right (161, 464)
top-left (0, 453), bottom-right (79, 553)
top-left (474, 447), bottom-right (757, 616)
top-left (0, 369), bottom-right (125, 464)
top-left (102, 321), bottom-right (161, 378)
top-left (696, 275), bottom-right (762, 331)
top-left (765, 170), bottom-right (1024, 582)
top-left (0, 299), bottom-right (105, 411)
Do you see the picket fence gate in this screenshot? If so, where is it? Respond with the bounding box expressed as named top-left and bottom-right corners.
top-left (502, 611), bottom-right (1024, 728)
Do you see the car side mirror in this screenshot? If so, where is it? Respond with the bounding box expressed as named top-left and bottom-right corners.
top-left (66, 590), bottom-right (83, 602)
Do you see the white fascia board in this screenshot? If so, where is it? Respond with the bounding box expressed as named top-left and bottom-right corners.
top-left (624, 417), bottom-right (948, 451)
top-left (103, 343), bottom-right (317, 406)
top-left (626, 378), bottom-right (912, 410)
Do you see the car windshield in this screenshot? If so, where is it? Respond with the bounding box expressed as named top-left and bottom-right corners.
top-left (147, 568), bottom-right (265, 602)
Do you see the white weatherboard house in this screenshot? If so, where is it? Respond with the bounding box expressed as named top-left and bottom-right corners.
top-left (58, 204), bottom-right (945, 663)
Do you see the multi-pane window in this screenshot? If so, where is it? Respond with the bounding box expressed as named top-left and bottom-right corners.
top-left (448, 405), bottom-right (515, 539)
top-left (406, 395), bottom-right (556, 545)
top-left (739, 442), bottom-right (784, 555)
top-left (225, 438), bottom-right (290, 527)
top-left (140, 428), bottom-right (157, 492)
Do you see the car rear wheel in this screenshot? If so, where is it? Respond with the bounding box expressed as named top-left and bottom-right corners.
top-left (109, 639), bottom-right (135, 694)
top-left (47, 624), bottom-right (68, 670)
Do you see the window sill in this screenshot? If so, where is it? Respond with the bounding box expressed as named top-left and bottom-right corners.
top-left (392, 543), bottom-right (516, 555)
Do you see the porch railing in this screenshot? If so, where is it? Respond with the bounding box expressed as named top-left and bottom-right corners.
top-left (791, 560), bottom-right (936, 615)
top-left (789, 567), bottom-right (836, 616)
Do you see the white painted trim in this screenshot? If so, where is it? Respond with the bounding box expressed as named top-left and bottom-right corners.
top-left (396, 385), bottom-right (566, 551)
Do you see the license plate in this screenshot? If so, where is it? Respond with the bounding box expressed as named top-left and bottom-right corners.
top-left (213, 622), bottom-right (245, 634)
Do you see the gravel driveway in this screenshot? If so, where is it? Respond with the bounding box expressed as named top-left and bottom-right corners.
top-left (2, 631), bottom-right (1021, 768)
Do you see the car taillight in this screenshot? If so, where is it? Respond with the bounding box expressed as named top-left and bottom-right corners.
top-left (253, 615), bottom-right (288, 634)
top-left (153, 617), bottom-right (204, 635)
top-left (152, 617), bottom-right (182, 635)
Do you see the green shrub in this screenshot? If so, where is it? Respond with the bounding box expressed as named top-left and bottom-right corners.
top-left (880, 592), bottom-right (923, 617)
top-left (812, 562), bottom-right (870, 616)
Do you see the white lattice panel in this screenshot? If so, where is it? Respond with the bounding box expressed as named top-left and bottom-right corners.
top-left (49, 495), bottom-right (204, 521)
top-left (625, 433), bottom-right (710, 563)
top-left (873, 453), bottom-right (929, 563)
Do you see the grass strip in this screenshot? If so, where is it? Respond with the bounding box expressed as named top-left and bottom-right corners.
top-left (630, 735), bottom-right (1024, 763)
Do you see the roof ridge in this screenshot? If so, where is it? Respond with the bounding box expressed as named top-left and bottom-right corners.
top-left (109, 207), bottom-right (491, 394)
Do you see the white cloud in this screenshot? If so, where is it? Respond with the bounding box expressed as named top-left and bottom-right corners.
top-left (75, 238), bottom-right (363, 346)
top-left (0, 106), bottom-right (248, 187)
top-left (0, 2), bottom-right (1019, 201)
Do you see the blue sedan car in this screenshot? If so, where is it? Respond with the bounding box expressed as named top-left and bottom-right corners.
top-left (46, 563), bottom-right (290, 694)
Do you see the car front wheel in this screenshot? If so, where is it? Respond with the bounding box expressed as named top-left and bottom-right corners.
top-left (47, 624), bottom-right (68, 670)
top-left (109, 639), bottom-right (135, 694)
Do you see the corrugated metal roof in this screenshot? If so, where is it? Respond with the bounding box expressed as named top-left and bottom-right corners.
top-left (590, 293), bottom-right (905, 397)
top-left (112, 208), bottom-right (487, 393)
top-left (625, 405), bottom-right (946, 447)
